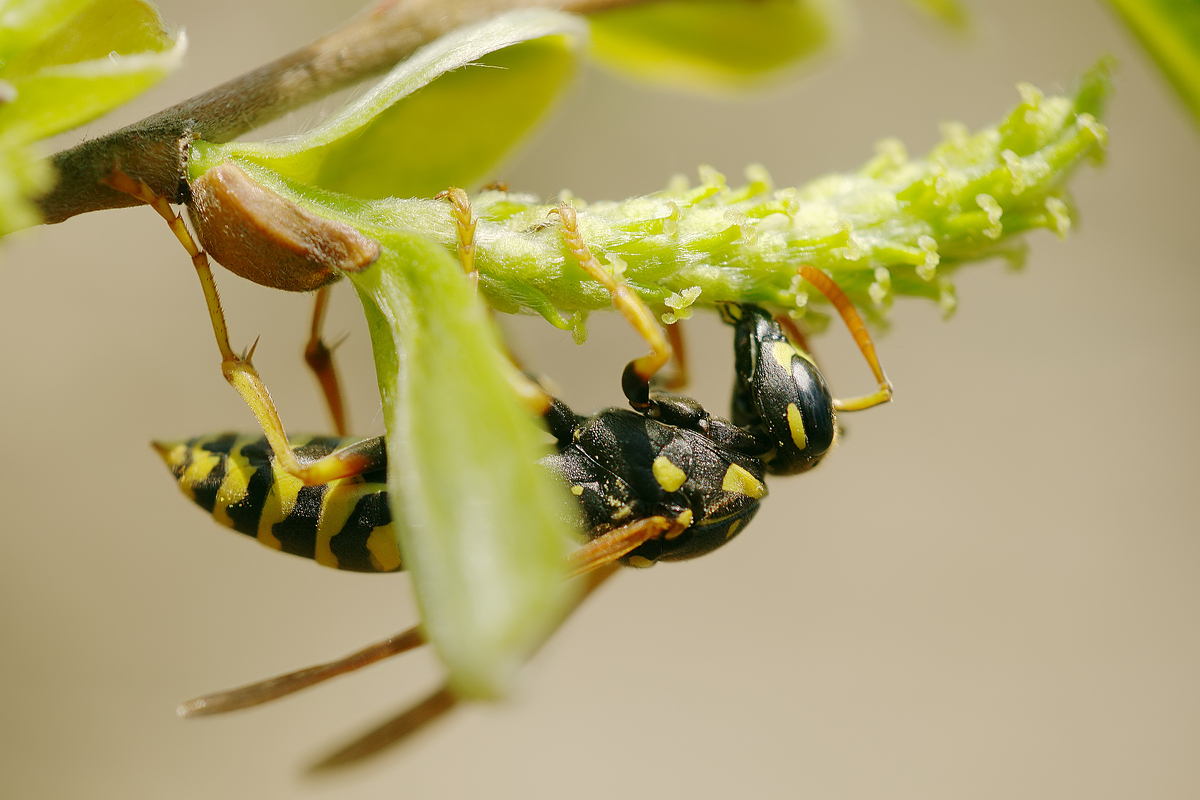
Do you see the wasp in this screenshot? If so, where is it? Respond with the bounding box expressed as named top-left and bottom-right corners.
top-left (159, 295), bottom-right (886, 577)
top-left (154, 191), bottom-right (892, 757)
top-left (158, 202), bottom-right (891, 577)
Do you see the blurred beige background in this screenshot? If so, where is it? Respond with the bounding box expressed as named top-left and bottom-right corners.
top-left (2, 0), bottom-right (1198, 797)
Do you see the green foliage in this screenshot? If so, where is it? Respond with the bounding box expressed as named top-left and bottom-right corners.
top-left (224, 11), bottom-right (587, 201)
top-left (907, 0), bottom-right (971, 33)
top-left (588, 0), bottom-right (834, 90)
top-left (464, 65), bottom-right (1108, 330)
top-left (1106, 0), bottom-right (1200, 130)
top-left (350, 232), bottom-right (578, 700)
top-left (199, 63), bottom-right (1109, 333)
top-left (0, 0), bottom-right (183, 233)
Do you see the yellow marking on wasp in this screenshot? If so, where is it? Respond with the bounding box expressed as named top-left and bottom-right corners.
top-left (570, 485), bottom-right (584, 496)
top-left (612, 503), bottom-right (634, 521)
top-left (254, 435), bottom-right (316, 551)
top-left (786, 403), bottom-right (807, 450)
top-left (772, 338), bottom-right (817, 370)
top-left (367, 523), bottom-right (402, 572)
top-left (155, 440), bottom-right (192, 489)
top-left (652, 456), bottom-right (687, 492)
top-left (178, 447), bottom-right (222, 503)
top-left (213, 437), bottom-right (257, 529)
top-left (722, 463), bottom-right (765, 499)
top-left (628, 555), bottom-right (655, 568)
top-left (155, 441), bottom-right (188, 469)
top-left (725, 518), bottom-right (743, 539)
top-left (256, 463), bottom-right (303, 551)
top-left (665, 508), bottom-right (693, 539)
top-left (771, 340), bottom-right (797, 371)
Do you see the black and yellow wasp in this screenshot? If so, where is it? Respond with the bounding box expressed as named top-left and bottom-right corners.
top-left (158, 293), bottom-right (885, 579)
top-left (109, 165), bottom-right (890, 580)
top-left (146, 186), bottom-right (892, 740)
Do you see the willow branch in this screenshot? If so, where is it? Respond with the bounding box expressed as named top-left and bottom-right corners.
top-left (36, 0), bottom-right (644, 224)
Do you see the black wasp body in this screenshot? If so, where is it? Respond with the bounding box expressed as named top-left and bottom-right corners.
top-left (542, 398), bottom-right (768, 564)
top-left (159, 303), bottom-right (842, 571)
top-left (541, 302), bottom-right (836, 564)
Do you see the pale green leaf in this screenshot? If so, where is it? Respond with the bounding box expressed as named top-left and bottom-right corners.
top-left (0, 0), bottom-right (184, 143)
top-left (1106, 0), bottom-right (1200, 130)
top-left (226, 10), bottom-right (587, 199)
top-left (0, 0), bottom-right (93, 66)
top-left (1, 0), bottom-right (175, 76)
top-left (588, 0), bottom-right (834, 92)
top-left (907, 0), bottom-right (971, 33)
top-left (0, 134), bottom-right (52, 234)
top-left (350, 232), bottom-right (577, 699)
top-left (0, 0), bottom-right (183, 233)
top-left (0, 36), bottom-right (185, 145)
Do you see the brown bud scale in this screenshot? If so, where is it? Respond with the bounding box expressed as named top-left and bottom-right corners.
top-left (188, 162), bottom-right (380, 292)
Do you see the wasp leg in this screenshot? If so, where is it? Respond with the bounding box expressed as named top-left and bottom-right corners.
top-left (310, 562), bottom-right (619, 769)
top-left (553, 204), bottom-right (671, 412)
top-left (507, 370), bottom-right (553, 419)
top-left (180, 562), bottom-right (617, 729)
top-left (310, 686), bottom-right (459, 771)
top-left (435, 186), bottom-right (479, 291)
top-left (179, 626), bottom-right (425, 717)
top-left (304, 286), bottom-right (349, 436)
top-left (437, 187), bottom-right (554, 417)
top-left (565, 514), bottom-right (689, 579)
top-left (448, 189), bottom-right (682, 395)
top-left (659, 321), bottom-right (689, 390)
top-left (797, 265), bottom-right (894, 412)
top-left (106, 169), bottom-right (377, 485)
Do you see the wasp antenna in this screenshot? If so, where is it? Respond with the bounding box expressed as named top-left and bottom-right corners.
top-left (553, 203), bottom-right (671, 411)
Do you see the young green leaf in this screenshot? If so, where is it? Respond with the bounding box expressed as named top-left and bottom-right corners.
top-left (0, 0), bottom-right (183, 233)
top-left (588, 0), bottom-right (834, 91)
top-left (906, 0), bottom-right (971, 33)
top-left (225, 10), bottom-right (587, 200)
top-left (1105, 0), bottom-right (1200, 130)
top-left (348, 231), bottom-right (578, 700)
top-left (0, 136), bottom-right (52, 235)
top-left (0, 0), bottom-right (183, 144)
